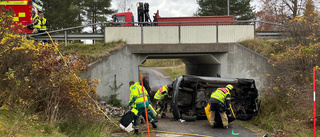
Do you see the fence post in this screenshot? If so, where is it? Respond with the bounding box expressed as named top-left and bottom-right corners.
top-left (64, 31), bottom-right (67, 46)
top-left (254, 21), bottom-right (257, 39)
top-left (313, 67), bottom-right (316, 137)
top-left (179, 23), bottom-right (181, 44)
top-left (141, 25), bottom-right (144, 44)
top-left (216, 22), bottom-right (219, 43)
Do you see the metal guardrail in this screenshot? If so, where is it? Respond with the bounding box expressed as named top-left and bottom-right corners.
top-left (255, 31), bottom-right (282, 39)
top-left (32, 33), bottom-right (104, 40)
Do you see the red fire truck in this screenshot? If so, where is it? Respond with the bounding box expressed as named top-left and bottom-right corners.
top-left (112, 2), bottom-right (235, 27)
top-left (0, 0), bottom-right (43, 33)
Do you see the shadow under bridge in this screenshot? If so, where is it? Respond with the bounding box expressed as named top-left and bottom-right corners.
top-left (130, 43), bottom-right (230, 77)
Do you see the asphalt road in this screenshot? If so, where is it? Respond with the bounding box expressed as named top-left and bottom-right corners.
top-left (139, 67), bottom-right (172, 96)
top-left (139, 67), bottom-right (260, 137)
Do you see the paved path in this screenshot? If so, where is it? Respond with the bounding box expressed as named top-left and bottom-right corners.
top-left (155, 113), bottom-right (260, 137)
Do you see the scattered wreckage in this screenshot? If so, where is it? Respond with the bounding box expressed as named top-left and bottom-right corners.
top-left (99, 101), bottom-right (125, 118)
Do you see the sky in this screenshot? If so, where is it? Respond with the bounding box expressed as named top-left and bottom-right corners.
top-left (110, 0), bottom-right (261, 20)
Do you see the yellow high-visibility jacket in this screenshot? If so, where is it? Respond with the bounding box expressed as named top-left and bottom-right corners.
top-left (154, 85), bottom-right (168, 100)
top-left (210, 88), bottom-right (231, 104)
top-left (129, 82), bottom-right (149, 109)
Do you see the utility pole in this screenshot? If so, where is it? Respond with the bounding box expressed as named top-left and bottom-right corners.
top-left (227, 0), bottom-right (230, 16)
top-left (173, 59), bottom-right (175, 73)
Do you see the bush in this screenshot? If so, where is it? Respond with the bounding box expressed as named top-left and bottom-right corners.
top-left (108, 75), bottom-right (123, 107)
top-left (285, 11), bottom-right (320, 45)
top-left (0, 9), bottom-right (102, 125)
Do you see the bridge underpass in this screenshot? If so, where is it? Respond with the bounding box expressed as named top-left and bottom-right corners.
top-left (81, 42), bottom-right (270, 105)
top-left (141, 53), bottom-right (222, 77)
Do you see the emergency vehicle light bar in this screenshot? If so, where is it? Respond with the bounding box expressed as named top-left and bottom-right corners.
top-left (0, 1), bottom-right (29, 5)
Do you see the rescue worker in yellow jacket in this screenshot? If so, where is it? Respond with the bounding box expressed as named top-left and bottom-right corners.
top-left (27, 10), bottom-right (39, 30)
top-left (38, 13), bottom-right (49, 33)
top-left (154, 84), bottom-right (172, 118)
top-left (209, 84), bottom-right (233, 129)
top-left (129, 81), bottom-right (157, 135)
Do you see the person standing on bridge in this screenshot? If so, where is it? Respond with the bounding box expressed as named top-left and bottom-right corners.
top-left (129, 81), bottom-right (157, 135)
top-left (38, 13), bottom-right (49, 33)
top-left (27, 10), bottom-right (39, 30)
top-left (154, 84), bottom-right (172, 118)
top-left (38, 13), bottom-right (49, 43)
top-left (209, 84), bottom-right (233, 129)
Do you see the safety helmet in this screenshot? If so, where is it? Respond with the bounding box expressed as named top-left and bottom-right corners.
top-left (226, 84), bottom-right (233, 91)
top-left (31, 10), bottom-right (35, 14)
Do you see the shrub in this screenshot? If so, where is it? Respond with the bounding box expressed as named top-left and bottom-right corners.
top-left (108, 75), bottom-right (123, 107)
top-left (285, 11), bottom-right (320, 45)
top-left (0, 9), bottom-right (103, 125)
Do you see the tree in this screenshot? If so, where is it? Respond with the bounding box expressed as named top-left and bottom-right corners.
top-left (284, 0), bottom-right (320, 44)
top-left (83, 0), bottom-right (115, 33)
top-left (117, 0), bottom-right (134, 13)
top-left (255, 0), bottom-right (288, 31)
top-left (42, 0), bottom-right (115, 33)
top-left (42, 0), bottom-right (83, 31)
top-left (304, 0), bottom-right (316, 17)
top-left (195, 0), bottom-right (254, 20)
top-left (281, 0), bottom-right (306, 19)
top-left (255, 0), bottom-right (310, 31)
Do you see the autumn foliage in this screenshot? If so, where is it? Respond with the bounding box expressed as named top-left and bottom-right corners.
top-left (248, 3), bottom-right (320, 135)
top-left (0, 9), bottom-right (102, 123)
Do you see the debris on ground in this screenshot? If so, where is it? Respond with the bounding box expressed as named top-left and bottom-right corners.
top-left (99, 101), bottom-right (125, 118)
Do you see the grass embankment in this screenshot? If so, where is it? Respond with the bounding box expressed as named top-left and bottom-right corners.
top-left (0, 106), bottom-right (125, 137)
top-left (58, 41), bottom-right (124, 63)
top-left (140, 59), bottom-right (186, 79)
top-left (0, 106), bottom-right (65, 137)
top-left (240, 38), bottom-right (320, 137)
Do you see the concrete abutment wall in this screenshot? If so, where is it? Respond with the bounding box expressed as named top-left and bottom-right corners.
top-left (81, 44), bottom-right (270, 105)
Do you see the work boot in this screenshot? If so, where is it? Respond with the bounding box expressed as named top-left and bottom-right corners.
top-left (154, 118), bottom-right (158, 122)
top-left (150, 120), bottom-right (157, 128)
top-left (140, 117), bottom-right (145, 124)
top-left (161, 114), bottom-right (168, 118)
top-left (223, 125), bottom-right (229, 129)
top-left (210, 122), bottom-right (216, 128)
top-left (134, 128), bottom-right (139, 135)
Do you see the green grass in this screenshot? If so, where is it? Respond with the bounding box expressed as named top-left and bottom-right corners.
top-left (158, 64), bottom-right (186, 80)
top-left (58, 41), bottom-right (124, 63)
top-left (0, 106), bottom-right (66, 137)
top-left (0, 105), bottom-right (123, 137)
top-left (57, 118), bottom-right (118, 137)
top-left (239, 38), bottom-right (294, 57)
top-left (140, 59), bottom-right (184, 67)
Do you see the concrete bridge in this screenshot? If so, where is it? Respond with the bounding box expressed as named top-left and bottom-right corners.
top-left (81, 25), bottom-right (271, 105)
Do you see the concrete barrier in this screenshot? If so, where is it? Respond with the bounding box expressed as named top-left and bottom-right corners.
top-left (105, 25), bottom-right (254, 44)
